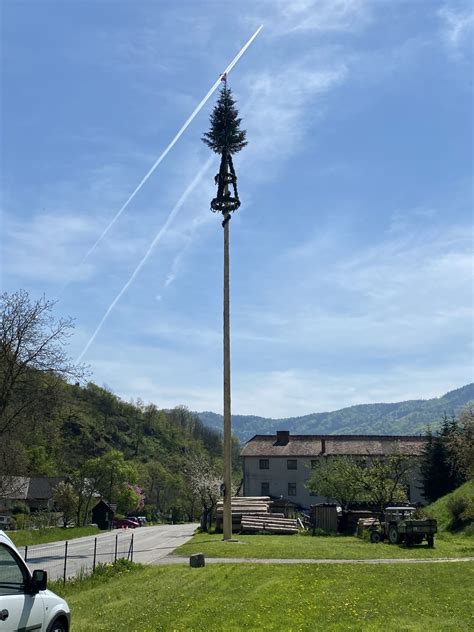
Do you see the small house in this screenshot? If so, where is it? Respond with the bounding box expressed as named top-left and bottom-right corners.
top-left (91, 500), bottom-right (117, 530)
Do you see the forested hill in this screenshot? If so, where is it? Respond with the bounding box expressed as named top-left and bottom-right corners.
top-left (197, 384), bottom-right (474, 442)
top-left (2, 376), bottom-right (237, 522)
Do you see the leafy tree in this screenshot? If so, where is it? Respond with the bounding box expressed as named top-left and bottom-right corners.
top-left (307, 457), bottom-right (364, 510)
top-left (308, 455), bottom-right (414, 511)
top-left (86, 449), bottom-right (138, 503)
top-left (53, 481), bottom-right (79, 527)
top-left (117, 484), bottom-right (145, 514)
top-left (359, 455), bottom-right (414, 512)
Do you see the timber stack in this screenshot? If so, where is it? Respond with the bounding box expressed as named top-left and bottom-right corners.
top-left (241, 514), bottom-right (299, 535)
top-left (215, 496), bottom-right (271, 531)
top-left (215, 496), bottom-right (299, 534)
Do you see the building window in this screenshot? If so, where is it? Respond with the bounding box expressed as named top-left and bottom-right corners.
top-left (287, 459), bottom-right (297, 470)
top-left (261, 482), bottom-right (270, 496)
top-left (288, 482), bottom-right (297, 496)
top-left (259, 459), bottom-right (269, 470)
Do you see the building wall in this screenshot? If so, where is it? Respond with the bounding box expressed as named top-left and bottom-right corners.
top-left (243, 456), bottom-right (425, 509)
top-left (243, 456), bottom-right (327, 508)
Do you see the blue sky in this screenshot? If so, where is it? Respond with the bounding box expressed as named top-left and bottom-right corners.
top-left (1, 0), bottom-right (473, 417)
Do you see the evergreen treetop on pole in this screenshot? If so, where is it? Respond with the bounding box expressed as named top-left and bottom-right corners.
top-left (202, 82), bottom-right (247, 156)
top-left (202, 80), bottom-right (247, 217)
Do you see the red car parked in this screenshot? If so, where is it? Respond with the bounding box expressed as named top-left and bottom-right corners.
top-left (113, 517), bottom-right (139, 529)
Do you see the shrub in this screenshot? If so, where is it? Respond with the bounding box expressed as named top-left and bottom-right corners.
top-left (312, 528), bottom-right (330, 537)
top-left (446, 496), bottom-right (472, 531)
top-left (11, 503), bottom-right (30, 515)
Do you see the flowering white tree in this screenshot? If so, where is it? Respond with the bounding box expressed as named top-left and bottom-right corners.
top-left (185, 453), bottom-right (222, 531)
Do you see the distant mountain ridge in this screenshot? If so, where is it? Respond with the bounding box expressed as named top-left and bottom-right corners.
top-left (196, 384), bottom-right (474, 443)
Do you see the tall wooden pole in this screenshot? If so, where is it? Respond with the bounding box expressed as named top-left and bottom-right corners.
top-left (222, 172), bottom-right (232, 541)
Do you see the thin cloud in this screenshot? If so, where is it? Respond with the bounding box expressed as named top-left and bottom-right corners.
top-left (438, 4), bottom-right (474, 49)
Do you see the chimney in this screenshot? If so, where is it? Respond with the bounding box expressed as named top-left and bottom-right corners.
top-left (276, 430), bottom-right (290, 445)
top-left (321, 438), bottom-right (326, 454)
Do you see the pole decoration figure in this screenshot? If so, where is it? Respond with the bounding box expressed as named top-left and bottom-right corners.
top-left (202, 76), bottom-right (247, 225)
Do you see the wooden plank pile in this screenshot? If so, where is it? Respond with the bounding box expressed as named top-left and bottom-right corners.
top-left (241, 515), bottom-right (298, 535)
top-left (215, 496), bottom-right (300, 534)
top-left (215, 496), bottom-right (270, 530)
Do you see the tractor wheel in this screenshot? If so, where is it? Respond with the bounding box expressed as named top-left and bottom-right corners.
top-left (370, 531), bottom-right (381, 544)
top-left (388, 525), bottom-right (400, 545)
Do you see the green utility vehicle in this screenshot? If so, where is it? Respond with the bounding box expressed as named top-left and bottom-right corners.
top-left (370, 506), bottom-right (437, 547)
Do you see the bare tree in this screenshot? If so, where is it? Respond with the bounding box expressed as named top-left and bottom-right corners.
top-left (0, 289), bottom-right (85, 436)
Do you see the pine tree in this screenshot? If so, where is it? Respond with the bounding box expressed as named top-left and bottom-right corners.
top-left (202, 84), bottom-right (247, 155)
top-left (420, 416), bottom-right (466, 503)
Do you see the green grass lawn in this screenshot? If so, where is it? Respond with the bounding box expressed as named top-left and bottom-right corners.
top-left (7, 525), bottom-right (100, 547)
top-left (173, 531), bottom-right (474, 560)
top-left (56, 561), bottom-right (473, 631)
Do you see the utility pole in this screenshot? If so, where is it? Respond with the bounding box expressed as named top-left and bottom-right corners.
top-left (202, 77), bottom-right (247, 540)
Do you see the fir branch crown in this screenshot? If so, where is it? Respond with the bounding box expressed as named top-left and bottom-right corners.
top-left (202, 85), bottom-right (247, 155)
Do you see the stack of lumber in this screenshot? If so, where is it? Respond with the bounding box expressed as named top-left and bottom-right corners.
top-left (241, 515), bottom-right (299, 535)
top-left (215, 497), bottom-right (272, 529)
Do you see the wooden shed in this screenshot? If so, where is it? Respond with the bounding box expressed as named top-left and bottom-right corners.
top-left (91, 500), bottom-right (116, 530)
top-left (311, 504), bottom-right (339, 534)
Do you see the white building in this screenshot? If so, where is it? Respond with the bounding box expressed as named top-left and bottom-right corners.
top-left (241, 430), bottom-right (426, 508)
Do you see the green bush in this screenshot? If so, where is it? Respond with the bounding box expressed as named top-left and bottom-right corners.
top-left (446, 496), bottom-right (473, 531)
top-left (312, 528), bottom-right (331, 537)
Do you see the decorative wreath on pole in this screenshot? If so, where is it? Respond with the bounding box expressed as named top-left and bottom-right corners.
top-left (202, 75), bottom-right (247, 224)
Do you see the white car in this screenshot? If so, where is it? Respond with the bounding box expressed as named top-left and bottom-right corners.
top-left (0, 530), bottom-right (70, 632)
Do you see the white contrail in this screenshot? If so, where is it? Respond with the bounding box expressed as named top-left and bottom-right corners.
top-left (81, 24), bottom-right (263, 264)
top-left (76, 158), bottom-right (213, 362)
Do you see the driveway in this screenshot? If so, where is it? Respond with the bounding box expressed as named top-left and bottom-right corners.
top-left (23, 523), bottom-right (198, 580)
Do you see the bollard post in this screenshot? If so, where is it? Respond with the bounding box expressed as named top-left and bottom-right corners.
top-left (24, 545), bottom-right (28, 562)
top-left (93, 537), bottom-right (97, 572)
top-left (130, 532), bottom-right (134, 562)
top-left (114, 534), bottom-right (118, 563)
top-left (63, 541), bottom-right (68, 584)
top-left (189, 553), bottom-right (205, 568)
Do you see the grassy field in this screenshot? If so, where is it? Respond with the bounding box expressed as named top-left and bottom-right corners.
top-left (7, 526), bottom-right (100, 547)
top-left (172, 531), bottom-right (474, 560)
top-left (55, 560), bottom-right (473, 631)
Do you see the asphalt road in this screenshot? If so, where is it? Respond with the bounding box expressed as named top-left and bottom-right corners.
top-left (23, 523), bottom-right (198, 581)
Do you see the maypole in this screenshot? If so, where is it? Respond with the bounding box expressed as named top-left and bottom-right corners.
top-left (202, 75), bottom-right (247, 540)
